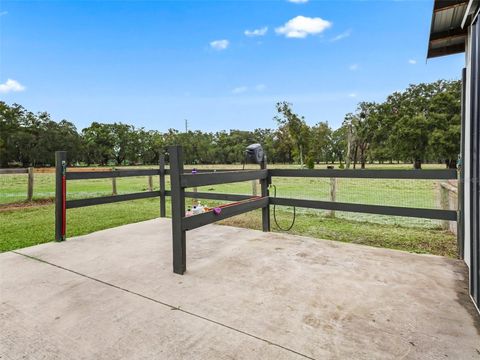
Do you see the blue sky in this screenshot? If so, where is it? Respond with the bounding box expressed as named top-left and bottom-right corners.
top-left (0, 0), bottom-right (465, 132)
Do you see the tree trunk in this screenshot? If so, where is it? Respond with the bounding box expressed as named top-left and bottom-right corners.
top-left (353, 145), bottom-right (358, 169)
top-left (413, 159), bottom-right (422, 169)
top-left (346, 125), bottom-right (352, 169)
top-left (360, 146), bottom-right (366, 169)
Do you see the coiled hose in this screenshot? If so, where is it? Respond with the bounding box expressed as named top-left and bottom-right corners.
top-left (270, 184), bottom-right (296, 231)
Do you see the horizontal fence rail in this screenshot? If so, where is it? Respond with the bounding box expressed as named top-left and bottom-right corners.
top-left (0, 168), bottom-right (28, 174)
top-left (165, 190), bottom-right (253, 202)
top-left (66, 169), bottom-right (160, 180)
top-left (181, 169), bottom-right (268, 188)
top-left (269, 169), bottom-right (457, 179)
top-left (182, 191), bottom-right (253, 202)
top-left (182, 197), bottom-right (268, 231)
top-left (270, 197), bottom-right (457, 221)
top-left (66, 168), bottom-right (238, 179)
top-left (66, 191), bottom-right (161, 209)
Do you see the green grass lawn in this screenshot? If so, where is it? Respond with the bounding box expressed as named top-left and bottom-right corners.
top-left (0, 199), bottom-right (457, 257)
top-left (0, 162), bottom-right (457, 257)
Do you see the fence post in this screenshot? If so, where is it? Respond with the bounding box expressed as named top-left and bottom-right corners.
top-left (260, 156), bottom-right (270, 232)
top-left (192, 169), bottom-right (198, 206)
top-left (27, 167), bottom-right (34, 201)
top-left (329, 177), bottom-right (337, 217)
top-left (55, 151), bottom-right (67, 242)
top-left (159, 154), bottom-right (166, 218)
top-left (439, 182), bottom-right (450, 230)
top-left (252, 180), bottom-right (257, 196)
top-left (112, 167), bottom-right (117, 195)
top-left (169, 146), bottom-right (186, 274)
top-left (148, 175), bottom-right (153, 191)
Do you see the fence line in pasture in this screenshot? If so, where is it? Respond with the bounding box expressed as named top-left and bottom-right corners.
top-left (0, 168), bottom-right (34, 202)
top-left (0, 166), bottom-right (159, 204)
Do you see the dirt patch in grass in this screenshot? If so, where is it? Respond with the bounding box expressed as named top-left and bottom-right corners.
top-left (0, 198), bottom-right (54, 212)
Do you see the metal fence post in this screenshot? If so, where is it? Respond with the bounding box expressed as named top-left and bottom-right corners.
top-left (169, 146), bottom-right (186, 274)
top-left (55, 151), bottom-right (67, 242)
top-left (159, 154), bottom-right (166, 218)
top-left (260, 156), bottom-right (270, 232)
top-left (27, 167), bottom-right (34, 201)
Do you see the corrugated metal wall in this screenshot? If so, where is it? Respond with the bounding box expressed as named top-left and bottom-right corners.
top-left (469, 16), bottom-right (480, 310)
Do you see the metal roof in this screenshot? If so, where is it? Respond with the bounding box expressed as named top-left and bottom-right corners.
top-left (427, 0), bottom-right (470, 58)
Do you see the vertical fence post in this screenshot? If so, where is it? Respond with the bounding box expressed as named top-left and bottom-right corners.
top-left (192, 169), bottom-right (198, 206)
top-left (112, 167), bottom-right (117, 195)
top-left (27, 167), bottom-right (34, 201)
top-left (439, 182), bottom-right (450, 230)
top-left (169, 146), bottom-right (186, 274)
top-left (251, 180), bottom-right (257, 196)
top-left (55, 151), bottom-right (67, 242)
top-left (159, 154), bottom-right (166, 218)
top-left (260, 156), bottom-right (270, 232)
top-left (148, 175), bottom-right (153, 191)
top-left (329, 177), bottom-right (337, 217)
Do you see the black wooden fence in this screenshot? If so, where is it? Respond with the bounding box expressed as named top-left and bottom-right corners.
top-left (55, 147), bottom-right (458, 275)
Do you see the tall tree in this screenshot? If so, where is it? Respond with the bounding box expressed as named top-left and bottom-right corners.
top-left (274, 101), bottom-right (310, 167)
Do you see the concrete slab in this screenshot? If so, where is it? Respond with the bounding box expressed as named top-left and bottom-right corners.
top-left (1, 218), bottom-right (479, 359)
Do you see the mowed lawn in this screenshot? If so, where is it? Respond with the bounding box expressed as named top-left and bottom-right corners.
top-left (0, 163), bottom-right (458, 257)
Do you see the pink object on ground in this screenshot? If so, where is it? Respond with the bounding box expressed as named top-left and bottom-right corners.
top-left (213, 207), bottom-right (222, 215)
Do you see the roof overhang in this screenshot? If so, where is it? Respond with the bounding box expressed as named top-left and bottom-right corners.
top-left (427, 0), bottom-right (470, 58)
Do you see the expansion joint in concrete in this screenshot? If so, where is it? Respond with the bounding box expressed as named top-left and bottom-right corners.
top-left (12, 250), bottom-right (316, 360)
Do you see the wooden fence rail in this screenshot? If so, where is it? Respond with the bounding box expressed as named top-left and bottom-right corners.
top-left (0, 167), bottom-right (160, 203)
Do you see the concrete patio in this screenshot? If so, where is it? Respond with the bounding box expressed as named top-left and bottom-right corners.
top-left (1, 218), bottom-right (479, 359)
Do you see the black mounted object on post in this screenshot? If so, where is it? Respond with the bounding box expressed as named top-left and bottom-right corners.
top-left (245, 143), bottom-right (265, 165)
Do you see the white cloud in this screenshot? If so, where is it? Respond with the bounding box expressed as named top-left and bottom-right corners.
top-left (408, 59), bottom-right (417, 64)
top-left (255, 84), bottom-right (266, 91)
top-left (348, 93), bottom-right (357, 98)
top-left (275, 16), bottom-right (332, 38)
top-left (287, 0), bottom-right (309, 3)
top-left (210, 39), bottom-right (229, 50)
top-left (232, 86), bottom-right (248, 94)
top-left (244, 27), bottom-right (268, 37)
top-left (349, 64), bottom-right (358, 71)
top-left (0, 79), bottom-right (25, 93)
top-left (330, 30), bottom-right (351, 42)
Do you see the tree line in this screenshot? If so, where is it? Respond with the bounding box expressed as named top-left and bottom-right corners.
top-left (0, 79), bottom-right (461, 169)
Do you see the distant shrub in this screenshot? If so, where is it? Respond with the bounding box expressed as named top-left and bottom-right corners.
top-left (339, 161), bottom-right (345, 169)
top-left (306, 157), bottom-right (315, 169)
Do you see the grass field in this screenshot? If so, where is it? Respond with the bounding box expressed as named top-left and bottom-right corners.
top-left (0, 163), bottom-right (458, 257)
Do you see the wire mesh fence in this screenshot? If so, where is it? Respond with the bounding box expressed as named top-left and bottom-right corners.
top-left (270, 177), bottom-right (458, 229)
top-left (1, 166), bottom-right (458, 232)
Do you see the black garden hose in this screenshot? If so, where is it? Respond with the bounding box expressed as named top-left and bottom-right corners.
top-left (270, 184), bottom-right (296, 231)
